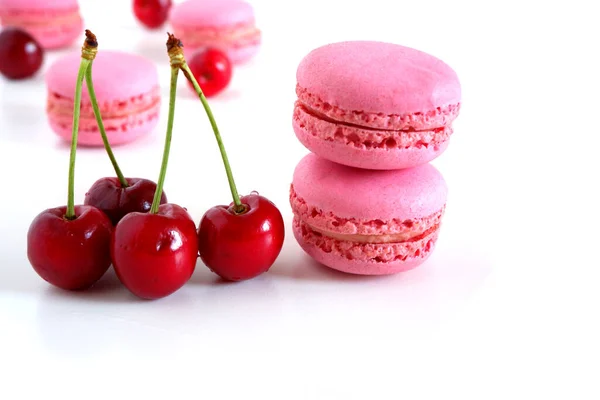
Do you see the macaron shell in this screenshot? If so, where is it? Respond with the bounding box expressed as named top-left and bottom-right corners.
top-left (292, 154), bottom-right (448, 222)
top-left (33, 18), bottom-right (82, 49)
top-left (170, 0), bottom-right (255, 28)
top-left (293, 220), bottom-right (438, 275)
top-left (48, 102), bottom-right (160, 146)
top-left (293, 115), bottom-right (450, 170)
top-left (46, 51), bottom-right (159, 102)
top-left (296, 41), bottom-right (461, 116)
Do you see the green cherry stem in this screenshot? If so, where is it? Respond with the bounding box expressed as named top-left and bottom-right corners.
top-left (81, 30), bottom-right (127, 188)
top-left (166, 34), bottom-right (243, 212)
top-left (66, 60), bottom-right (90, 219)
top-left (184, 64), bottom-right (242, 210)
top-left (65, 31), bottom-right (99, 220)
top-left (85, 64), bottom-right (128, 187)
top-left (149, 59), bottom-right (179, 214)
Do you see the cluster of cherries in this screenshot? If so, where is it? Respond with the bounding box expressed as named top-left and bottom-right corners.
top-left (0, 0), bottom-right (232, 99)
top-left (26, 31), bottom-right (285, 300)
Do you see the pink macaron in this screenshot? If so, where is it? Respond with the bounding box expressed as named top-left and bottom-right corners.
top-left (170, 0), bottom-right (261, 64)
top-left (46, 50), bottom-right (161, 147)
top-left (290, 154), bottom-right (448, 275)
top-left (0, 0), bottom-right (83, 49)
top-left (293, 41), bottom-right (461, 170)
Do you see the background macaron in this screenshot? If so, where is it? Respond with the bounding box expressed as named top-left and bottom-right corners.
top-left (170, 0), bottom-right (261, 64)
top-left (293, 41), bottom-right (461, 170)
top-left (0, 0), bottom-right (83, 49)
top-left (45, 50), bottom-right (161, 147)
top-left (290, 154), bottom-right (448, 275)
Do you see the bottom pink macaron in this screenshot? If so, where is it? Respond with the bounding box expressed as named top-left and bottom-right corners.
top-left (290, 154), bottom-right (448, 275)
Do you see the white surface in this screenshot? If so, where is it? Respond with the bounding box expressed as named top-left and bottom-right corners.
top-left (1, 0), bottom-right (599, 398)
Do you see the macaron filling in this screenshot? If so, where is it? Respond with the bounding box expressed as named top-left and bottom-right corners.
top-left (290, 185), bottom-right (443, 251)
top-left (47, 86), bottom-right (161, 133)
top-left (306, 222), bottom-right (439, 244)
top-left (294, 217), bottom-right (438, 263)
top-left (296, 85), bottom-right (460, 132)
top-left (175, 23), bottom-right (260, 49)
top-left (294, 101), bottom-right (451, 150)
top-left (0, 7), bottom-right (81, 27)
top-left (290, 185), bottom-right (443, 235)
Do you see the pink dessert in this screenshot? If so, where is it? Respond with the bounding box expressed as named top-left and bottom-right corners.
top-left (290, 154), bottom-right (448, 275)
top-left (0, 0), bottom-right (83, 49)
top-left (170, 0), bottom-right (261, 64)
top-left (293, 41), bottom-right (461, 170)
top-left (46, 50), bottom-right (161, 147)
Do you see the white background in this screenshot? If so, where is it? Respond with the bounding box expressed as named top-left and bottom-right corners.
top-left (1, 0), bottom-right (599, 398)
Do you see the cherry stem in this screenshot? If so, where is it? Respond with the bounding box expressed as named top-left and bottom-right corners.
top-left (180, 61), bottom-right (243, 212)
top-left (65, 59), bottom-right (91, 220)
top-left (85, 64), bottom-right (128, 187)
top-left (149, 66), bottom-right (179, 214)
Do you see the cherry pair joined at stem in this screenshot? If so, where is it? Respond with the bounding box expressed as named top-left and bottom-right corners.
top-left (27, 30), bottom-right (170, 293)
top-left (111, 34), bottom-right (284, 293)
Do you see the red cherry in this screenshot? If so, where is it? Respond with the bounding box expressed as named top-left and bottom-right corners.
top-left (111, 203), bottom-right (198, 299)
top-left (0, 27), bottom-right (43, 80)
top-left (133, 0), bottom-right (172, 29)
top-left (27, 205), bottom-right (113, 290)
top-left (187, 48), bottom-right (233, 98)
top-left (198, 194), bottom-right (285, 281)
top-left (84, 177), bottom-right (167, 225)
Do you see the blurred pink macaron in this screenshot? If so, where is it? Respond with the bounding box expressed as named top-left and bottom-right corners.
top-left (46, 50), bottom-right (161, 147)
top-left (290, 154), bottom-right (448, 275)
top-left (0, 0), bottom-right (83, 49)
top-left (293, 41), bottom-right (461, 170)
top-left (170, 0), bottom-right (261, 64)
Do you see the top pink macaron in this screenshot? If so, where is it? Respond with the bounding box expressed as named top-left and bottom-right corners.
top-left (293, 41), bottom-right (461, 170)
top-left (170, 0), bottom-right (261, 64)
top-left (0, 0), bottom-right (83, 49)
top-left (46, 50), bottom-right (161, 147)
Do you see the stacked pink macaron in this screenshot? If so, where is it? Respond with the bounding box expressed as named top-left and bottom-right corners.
top-left (290, 41), bottom-right (461, 275)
